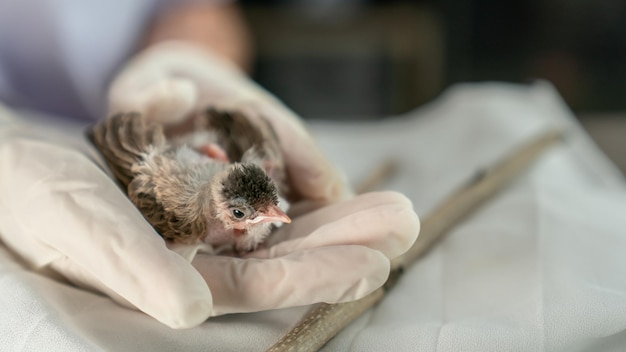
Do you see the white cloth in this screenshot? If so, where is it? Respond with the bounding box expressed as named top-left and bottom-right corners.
top-left (319, 82), bottom-right (626, 351)
top-left (1, 81), bottom-right (625, 351)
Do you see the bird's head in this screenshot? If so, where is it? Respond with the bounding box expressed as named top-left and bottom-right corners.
top-left (212, 163), bottom-right (291, 251)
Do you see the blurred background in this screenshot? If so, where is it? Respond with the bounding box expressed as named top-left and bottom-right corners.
top-left (238, 0), bottom-right (626, 171)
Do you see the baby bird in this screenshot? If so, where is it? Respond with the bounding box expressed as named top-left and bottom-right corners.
top-left (89, 111), bottom-right (291, 253)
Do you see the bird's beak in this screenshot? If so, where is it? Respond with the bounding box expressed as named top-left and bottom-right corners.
top-left (249, 205), bottom-right (291, 225)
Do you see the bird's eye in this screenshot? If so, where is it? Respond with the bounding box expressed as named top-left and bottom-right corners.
top-left (232, 209), bottom-right (246, 219)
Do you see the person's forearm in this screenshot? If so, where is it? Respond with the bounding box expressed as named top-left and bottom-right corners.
top-left (143, 2), bottom-right (253, 72)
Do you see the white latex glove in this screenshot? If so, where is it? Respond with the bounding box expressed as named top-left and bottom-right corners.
top-left (0, 114), bottom-right (212, 329)
top-left (106, 41), bottom-right (420, 319)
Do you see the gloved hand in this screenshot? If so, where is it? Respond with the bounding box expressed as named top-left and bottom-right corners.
top-left (0, 113), bottom-right (213, 329)
top-left (107, 41), bottom-right (420, 318)
top-left (191, 191), bottom-right (419, 315)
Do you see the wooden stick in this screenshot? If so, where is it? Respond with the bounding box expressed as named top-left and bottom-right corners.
top-left (266, 130), bottom-right (563, 352)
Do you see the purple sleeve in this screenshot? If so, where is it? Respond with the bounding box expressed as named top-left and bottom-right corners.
top-left (0, 0), bottom-right (229, 122)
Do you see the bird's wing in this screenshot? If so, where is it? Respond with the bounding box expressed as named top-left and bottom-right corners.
top-left (89, 113), bottom-right (166, 188)
top-left (129, 146), bottom-right (223, 244)
top-left (90, 113), bottom-right (215, 244)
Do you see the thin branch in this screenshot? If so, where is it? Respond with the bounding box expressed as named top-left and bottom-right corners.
top-left (266, 130), bottom-right (564, 352)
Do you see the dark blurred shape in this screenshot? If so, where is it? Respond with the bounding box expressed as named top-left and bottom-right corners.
top-left (243, 2), bottom-right (444, 120)
top-left (439, 0), bottom-right (626, 112)
top-left (243, 0), bottom-right (626, 118)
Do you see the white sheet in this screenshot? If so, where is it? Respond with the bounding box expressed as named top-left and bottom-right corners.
top-left (1, 81), bottom-right (625, 351)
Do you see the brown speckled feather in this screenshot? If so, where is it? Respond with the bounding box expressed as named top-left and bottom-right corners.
top-left (90, 113), bottom-right (216, 243)
top-left (89, 113), bottom-right (166, 188)
top-left (128, 150), bottom-right (215, 244)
